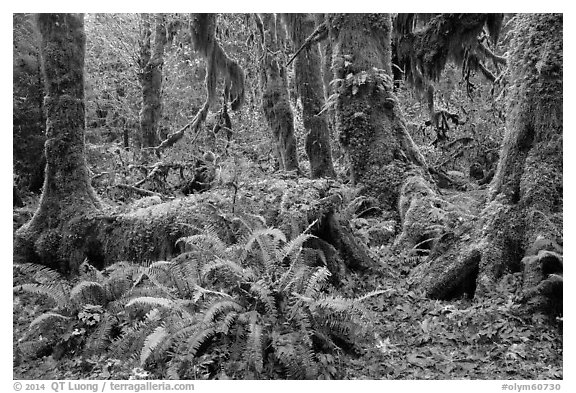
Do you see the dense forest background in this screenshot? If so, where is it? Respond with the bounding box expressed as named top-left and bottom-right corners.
top-left (12, 13), bottom-right (562, 381)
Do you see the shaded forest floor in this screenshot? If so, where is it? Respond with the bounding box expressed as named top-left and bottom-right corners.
top-left (13, 184), bottom-right (562, 380)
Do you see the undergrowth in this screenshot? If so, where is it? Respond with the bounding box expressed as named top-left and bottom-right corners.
top-left (14, 221), bottom-right (385, 380)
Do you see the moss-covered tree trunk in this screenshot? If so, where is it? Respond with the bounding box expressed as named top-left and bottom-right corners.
top-left (138, 13), bottom-right (167, 148)
top-left (258, 13), bottom-right (300, 172)
top-left (328, 14), bottom-right (426, 209)
top-left (476, 13), bottom-right (563, 294)
top-left (282, 14), bottom-right (336, 179)
top-left (14, 14), bottom-right (102, 273)
top-left (411, 14), bottom-right (563, 301)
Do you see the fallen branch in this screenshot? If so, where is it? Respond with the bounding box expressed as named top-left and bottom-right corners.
top-left (116, 183), bottom-right (162, 197)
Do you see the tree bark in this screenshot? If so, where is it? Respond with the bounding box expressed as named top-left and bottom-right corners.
top-left (477, 13), bottom-right (563, 295)
top-left (14, 14), bottom-right (102, 273)
top-left (410, 14), bottom-right (563, 301)
top-left (282, 14), bottom-right (336, 179)
top-left (258, 13), bottom-right (300, 172)
top-left (327, 14), bottom-right (426, 209)
top-left (138, 13), bottom-right (167, 148)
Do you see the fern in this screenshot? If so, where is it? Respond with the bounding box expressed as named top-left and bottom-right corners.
top-left (177, 230), bottom-right (228, 258)
top-left (249, 279), bottom-right (277, 320)
top-left (14, 263), bottom-right (65, 285)
top-left (187, 324), bottom-right (217, 357)
top-left (240, 227), bottom-right (285, 267)
top-left (202, 299), bottom-right (244, 324)
top-left (141, 325), bottom-right (168, 365)
top-left (216, 311), bottom-right (239, 334)
top-left (304, 267), bottom-right (331, 298)
top-left (201, 258), bottom-right (252, 282)
top-left (28, 312), bottom-right (70, 330)
top-left (246, 312), bottom-right (264, 374)
top-left (14, 283), bottom-right (70, 309)
top-left (277, 233), bottom-right (316, 262)
top-left (85, 312), bottom-right (116, 355)
top-left (70, 281), bottom-right (107, 306)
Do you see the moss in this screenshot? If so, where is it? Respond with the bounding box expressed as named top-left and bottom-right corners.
top-left (260, 14), bottom-right (299, 172)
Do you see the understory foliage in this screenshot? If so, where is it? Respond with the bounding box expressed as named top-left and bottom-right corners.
top-left (14, 221), bottom-right (384, 380)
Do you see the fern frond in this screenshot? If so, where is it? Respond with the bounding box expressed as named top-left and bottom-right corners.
top-left (14, 283), bottom-right (69, 309)
top-left (241, 227), bottom-right (286, 266)
top-left (111, 308), bottom-right (162, 359)
top-left (70, 281), bottom-right (107, 306)
top-left (202, 299), bottom-right (244, 324)
top-left (169, 252), bottom-right (201, 295)
top-left (304, 267), bottom-right (331, 298)
top-left (201, 258), bottom-right (251, 282)
top-left (249, 280), bottom-right (277, 320)
top-left (277, 258), bottom-right (306, 292)
top-left (14, 263), bottom-right (65, 285)
top-left (193, 284), bottom-right (234, 303)
top-left (28, 312), bottom-right (70, 330)
top-left (141, 325), bottom-right (168, 365)
top-left (176, 230), bottom-right (227, 258)
top-left (166, 358), bottom-right (183, 380)
top-left (187, 324), bottom-right (216, 357)
top-left (278, 233), bottom-right (316, 262)
top-left (217, 311), bottom-right (239, 334)
top-left (246, 312), bottom-right (264, 373)
top-left (126, 296), bottom-right (177, 309)
top-left (85, 312), bottom-right (116, 355)
top-left (353, 289), bottom-right (388, 304)
top-left (282, 264), bottom-right (311, 294)
top-left (312, 294), bottom-right (356, 312)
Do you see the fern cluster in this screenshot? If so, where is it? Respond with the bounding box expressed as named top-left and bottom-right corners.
top-left (14, 220), bottom-right (385, 379)
top-left (14, 260), bottom-right (145, 359)
top-left (116, 223), bottom-right (384, 379)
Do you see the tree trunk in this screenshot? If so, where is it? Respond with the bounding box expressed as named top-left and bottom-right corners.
top-left (138, 14), bottom-right (167, 148)
top-left (14, 14), bottom-right (102, 273)
top-left (258, 13), bottom-right (300, 172)
top-left (410, 14), bottom-right (563, 302)
top-left (282, 14), bottom-right (336, 179)
top-left (327, 14), bottom-right (426, 209)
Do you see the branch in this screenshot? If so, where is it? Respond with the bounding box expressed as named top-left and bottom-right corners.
top-left (477, 40), bottom-right (507, 65)
top-left (477, 61), bottom-right (496, 82)
top-left (286, 20), bottom-right (328, 67)
top-left (154, 101), bottom-right (210, 155)
top-left (116, 184), bottom-right (162, 197)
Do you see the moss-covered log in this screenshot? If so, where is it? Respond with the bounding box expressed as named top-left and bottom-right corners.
top-left (282, 13), bottom-right (336, 179)
top-left (258, 13), bottom-right (300, 172)
top-left (327, 13), bottom-right (426, 210)
top-left (409, 14), bottom-right (563, 303)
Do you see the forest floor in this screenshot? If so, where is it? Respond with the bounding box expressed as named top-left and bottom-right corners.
top-left (13, 183), bottom-right (563, 380)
